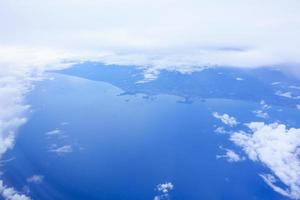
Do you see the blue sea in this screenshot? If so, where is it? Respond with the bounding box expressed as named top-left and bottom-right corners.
top-left (2, 63), bottom-right (300, 200)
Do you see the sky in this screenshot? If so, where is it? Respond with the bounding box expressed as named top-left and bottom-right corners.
top-left (1, 0), bottom-right (300, 69)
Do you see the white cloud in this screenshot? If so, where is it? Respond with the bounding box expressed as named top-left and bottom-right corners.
top-left (260, 174), bottom-right (292, 198)
top-left (272, 82), bottom-right (281, 86)
top-left (0, 0), bottom-right (300, 70)
top-left (154, 182), bottom-right (174, 200)
top-left (289, 86), bottom-right (300, 90)
top-left (275, 91), bottom-right (300, 100)
top-left (275, 91), bottom-right (293, 99)
top-left (49, 145), bottom-right (73, 155)
top-left (253, 110), bottom-right (269, 119)
top-left (0, 47), bottom-right (81, 162)
top-left (216, 149), bottom-right (243, 162)
top-left (0, 180), bottom-right (30, 200)
top-left (0, 46), bottom-right (85, 161)
top-left (0, 67), bottom-right (37, 200)
top-left (157, 182), bottom-right (174, 193)
top-left (0, 46), bottom-right (87, 200)
top-left (214, 127), bottom-right (228, 134)
top-left (60, 122), bottom-right (69, 126)
top-left (260, 100), bottom-right (271, 110)
top-left (26, 175), bottom-right (44, 184)
top-left (231, 122), bottom-right (300, 199)
top-left (0, 46), bottom-right (89, 158)
top-left (253, 100), bottom-right (270, 118)
top-left (0, 78), bottom-right (29, 158)
top-left (213, 112), bottom-right (238, 127)
top-left (45, 129), bottom-right (62, 136)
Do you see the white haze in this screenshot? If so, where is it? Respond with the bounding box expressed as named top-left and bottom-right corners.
top-left (1, 0), bottom-right (300, 69)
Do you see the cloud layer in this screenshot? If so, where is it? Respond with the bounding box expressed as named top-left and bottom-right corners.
top-left (1, 0), bottom-right (300, 69)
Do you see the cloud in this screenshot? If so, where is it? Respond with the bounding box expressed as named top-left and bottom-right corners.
top-left (0, 63), bottom-right (39, 200)
top-left (260, 174), bottom-right (293, 198)
top-left (260, 100), bottom-right (271, 110)
top-left (253, 100), bottom-right (271, 119)
top-left (49, 145), bottom-right (73, 155)
top-left (231, 122), bottom-right (300, 199)
top-left (275, 91), bottom-right (293, 98)
top-left (45, 129), bottom-right (62, 136)
top-left (157, 182), bottom-right (174, 193)
top-left (0, 46), bottom-right (87, 200)
top-left (45, 129), bottom-right (68, 140)
top-left (0, 0), bottom-right (300, 71)
top-left (213, 112), bottom-right (238, 127)
top-left (0, 46), bottom-right (82, 161)
top-left (0, 46), bottom-right (83, 160)
top-left (60, 122), bottom-right (69, 126)
top-left (0, 78), bottom-right (29, 158)
top-left (216, 148), bottom-right (244, 162)
top-left (214, 127), bottom-right (229, 134)
top-left (253, 110), bottom-right (269, 119)
top-left (0, 49), bottom-right (78, 199)
top-left (0, 180), bottom-right (31, 200)
top-left (26, 175), bottom-right (44, 184)
top-left (289, 86), bottom-right (300, 90)
top-left (275, 91), bottom-right (300, 100)
top-left (154, 182), bottom-right (174, 200)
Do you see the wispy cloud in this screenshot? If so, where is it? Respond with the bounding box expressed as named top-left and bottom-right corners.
top-left (253, 100), bottom-right (271, 119)
top-left (27, 175), bottom-right (44, 184)
top-left (275, 91), bottom-right (300, 100)
top-left (49, 145), bottom-right (73, 155)
top-left (253, 110), bottom-right (269, 119)
top-left (213, 112), bottom-right (238, 127)
top-left (260, 174), bottom-right (293, 198)
top-left (216, 148), bottom-right (244, 162)
top-left (214, 127), bottom-right (229, 134)
top-left (45, 129), bottom-right (62, 136)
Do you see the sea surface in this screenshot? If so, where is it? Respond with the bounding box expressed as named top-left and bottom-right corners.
top-left (2, 63), bottom-right (300, 200)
